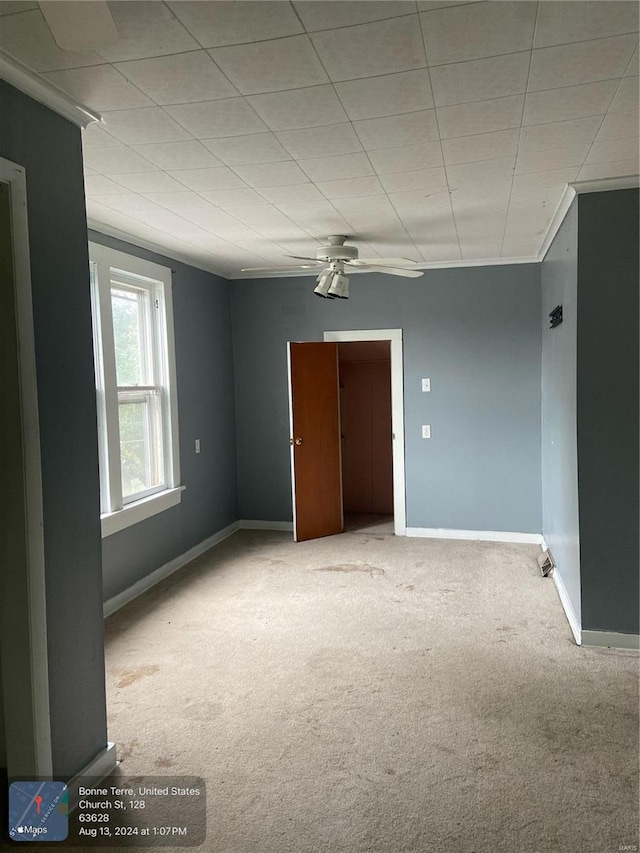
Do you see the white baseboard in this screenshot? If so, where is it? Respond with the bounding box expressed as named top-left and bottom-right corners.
top-left (405, 527), bottom-right (543, 544)
top-left (552, 568), bottom-right (582, 645)
top-left (581, 630), bottom-right (640, 651)
top-left (239, 519), bottom-right (293, 531)
top-left (67, 742), bottom-right (117, 810)
top-left (103, 521), bottom-right (240, 617)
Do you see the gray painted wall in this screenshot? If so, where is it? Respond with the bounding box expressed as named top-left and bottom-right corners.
top-left (232, 264), bottom-right (542, 533)
top-left (541, 200), bottom-right (581, 625)
top-left (88, 232), bottom-right (238, 603)
top-left (0, 82), bottom-right (107, 777)
top-left (577, 189), bottom-right (639, 635)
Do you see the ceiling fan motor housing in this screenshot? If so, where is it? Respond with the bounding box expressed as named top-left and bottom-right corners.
top-left (316, 235), bottom-right (358, 262)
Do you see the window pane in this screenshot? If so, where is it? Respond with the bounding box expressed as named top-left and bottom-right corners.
top-left (111, 286), bottom-right (148, 386)
top-left (118, 391), bottom-right (164, 500)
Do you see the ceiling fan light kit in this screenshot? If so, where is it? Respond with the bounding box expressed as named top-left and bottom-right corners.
top-left (242, 236), bottom-right (423, 300)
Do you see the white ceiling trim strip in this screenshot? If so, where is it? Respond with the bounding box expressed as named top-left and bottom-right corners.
top-left (0, 48), bottom-right (101, 128)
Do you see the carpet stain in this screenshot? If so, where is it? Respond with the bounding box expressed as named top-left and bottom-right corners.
top-left (315, 563), bottom-right (385, 578)
top-left (117, 664), bottom-right (159, 688)
top-left (155, 757), bottom-right (175, 768)
top-left (117, 739), bottom-right (138, 763)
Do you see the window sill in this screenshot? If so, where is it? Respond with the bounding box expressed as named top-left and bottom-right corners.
top-left (101, 486), bottom-right (184, 538)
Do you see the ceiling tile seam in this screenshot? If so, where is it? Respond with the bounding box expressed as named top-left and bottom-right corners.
top-left (519, 110), bottom-right (618, 132)
top-left (76, 63), bottom-right (171, 113)
top-left (499, 0), bottom-right (540, 258)
top-left (285, 0), bottom-right (424, 261)
top-left (296, 9), bottom-right (421, 37)
top-left (579, 54), bottom-right (640, 171)
top-left (417, 7), bottom-right (462, 262)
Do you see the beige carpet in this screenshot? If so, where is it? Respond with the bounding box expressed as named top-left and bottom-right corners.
top-left (99, 529), bottom-right (638, 853)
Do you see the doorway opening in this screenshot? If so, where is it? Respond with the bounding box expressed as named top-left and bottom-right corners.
top-left (338, 341), bottom-right (394, 536)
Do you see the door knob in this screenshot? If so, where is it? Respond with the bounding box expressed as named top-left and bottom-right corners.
top-left (295, 437), bottom-right (303, 445)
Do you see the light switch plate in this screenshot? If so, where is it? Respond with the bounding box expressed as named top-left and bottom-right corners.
top-left (422, 378), bottom-right (431, 392)
top-left (422, 425), bottom-right (431, 439)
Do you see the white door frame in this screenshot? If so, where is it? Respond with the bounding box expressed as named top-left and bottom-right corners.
top-left (0, 157), bottom-right (53, 777)
top-left (324, 329), bottom-right (406, 536)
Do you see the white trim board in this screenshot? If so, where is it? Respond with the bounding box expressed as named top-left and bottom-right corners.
top-left (103, 521), bottom-right (240, 617)
top-left (67, 743), bottom-right (117, 810)
top-left (239, 519), bottom-right (294, 531)
top-left (552, 567), bottom-right (583, 646)
top-left (406, 527), bottom-right (542, 544)
top-left (0, 158), bottom-right (53, 778)
top-left (581, 631), bottom-right (639, 651)
top-left (324, 329), bottom-right (406, 537)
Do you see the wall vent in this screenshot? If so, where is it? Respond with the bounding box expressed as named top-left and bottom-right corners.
top-left (537, 549), bottom-right (556, 577)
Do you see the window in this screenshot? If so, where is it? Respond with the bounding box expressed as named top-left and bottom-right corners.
top-left (89, 243), bottom-right (181, 536)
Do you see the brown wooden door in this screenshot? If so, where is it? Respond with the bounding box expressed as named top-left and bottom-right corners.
top-left (287, 342), bottom-right (343, 542)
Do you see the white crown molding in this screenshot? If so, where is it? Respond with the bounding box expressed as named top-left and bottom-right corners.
top-left (571, 174), bottom-right (640, 194)
top-left (87, 219), bottom-right (232, 281)
top-left (538, 183), bottom-right (577, 263)
top-left (0, 48), bottom-right (101, 128)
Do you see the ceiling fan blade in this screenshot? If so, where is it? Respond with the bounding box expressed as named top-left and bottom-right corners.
top-left (286, 255), bottom-right (323, 263)
top-left (39, 1), bottom-right (118, 52)
top-left (359, 265), bottom-right (424, 278)
top-left (350, 257), bottom-right (418, 266)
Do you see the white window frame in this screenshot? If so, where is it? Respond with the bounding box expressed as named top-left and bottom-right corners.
top-left (89, 242), bottom-right (182, 537)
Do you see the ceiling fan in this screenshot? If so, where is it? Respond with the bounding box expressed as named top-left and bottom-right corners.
top-left (241, 235), bottom-right (424, 299)
top-left (39, 1), bottom-right (118, 52)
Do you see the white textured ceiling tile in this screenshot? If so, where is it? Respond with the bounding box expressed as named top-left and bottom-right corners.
top-left (421, 2), bottom-right (535, 65)
top-left (310, 16), bottom-right (426, 82)
top-left (330, 195), bottom-right (395, 215)
top-left (522, 81), bottom-right (619, 126)
top-left (102, 108), bottom-right (191, 145)
top-left (84, 166), bottom-right (97, 175)
top-left (501, 237), bottom-right (539, 258)
top-left (82, 124), bottom-right (122, 150)
top-left (609, 77), bottom-right (640, 114)
top-left (109, 171), bottom-right (188, 194)
top-left (294, 1), bottom-right (416, 31)
top-left (625, 45), bottom-right (639, 76)
top-left (460, 242), bottom-right (504, 261)
top-left (417, 243), bottom-right (462, 262)
top-left (233, 161), bottom-right (310, 188)
top-left (277, 204), bottom-right (352, 236)
top-left (437, 95), bottom-right (524, 139)
top-left (259, 184), bottom-right (326, 206)
top-left (0, 2), bottom-right (38, 14)
top-left (515, 144), bottom-right (591, 174)
top-left (83, 145), bottom-right (158, 175)
top-left (210, 35), bottom-right (328, 96)
top-left (446, 155), bottom-right (515, 187)
top-left (298, 153), bottom-right (375, 182)
top-left (168, 1), bottom-right (303, 48)
top-left (85, 175), bottom-right (129, 195)
top-left (132, 141), bottom-right (223, 171)
top-left (316, 176), bottom-right (384, 199)
top-left (141, 192), bottom-right (214, 211)
top-left (0, 9), bottom-right (104, 71)
top-left (369, 141), bottom-right (444, 174)
top-left (178, 205), bottom-right (253, 232)
top-left (44, 65), bottom-right (152, 111)
top-left (585, 135), bottom-right (639, 165)
top-left (166, 99), bottom-right (268, 138)
top-left (97, 2), bottom-right (199, 62)
top-left (354, 111), bottom-right (439, 151)
top-left (90, 193), bottom-right (161, 212)
top-left (418, 1), bottom-right (479, 10)
top-left (577, 158), bottom-right (640, 181)
top-left (535, 1), bottom-right (639, 49)
top-left (202, 133), bottom-right (291, 166)
top-left (449, 178), bottom-right (512, 204)
top-left (127, 207), bottom-right (195, 234)
top-left (114, 52), bottom-right (238, 106)
top-left (519, 116), bottom-right (603, 155)
top-left (378, 167), bottom-right (448, 193)
top-left (529, 36), bottom-right (638, 92)
top-left (335, 70), bottom-right (434, 121)
top-left (168, 167), bottom-right (247, 191)
top-left (247, 86), bottom-right (348, 131)
top-left (276, 124), bottom-right (362, 159)
top-left (200, 188), bottom-right (270, 210)
top-left (430, 52), bottom-right (529, 107)
top-left (597, 110), bottom-right (640, 141)
top-left (443, 128), bottom-right (519, 165)
top-left (512, 169), bottom-right (579, 193)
